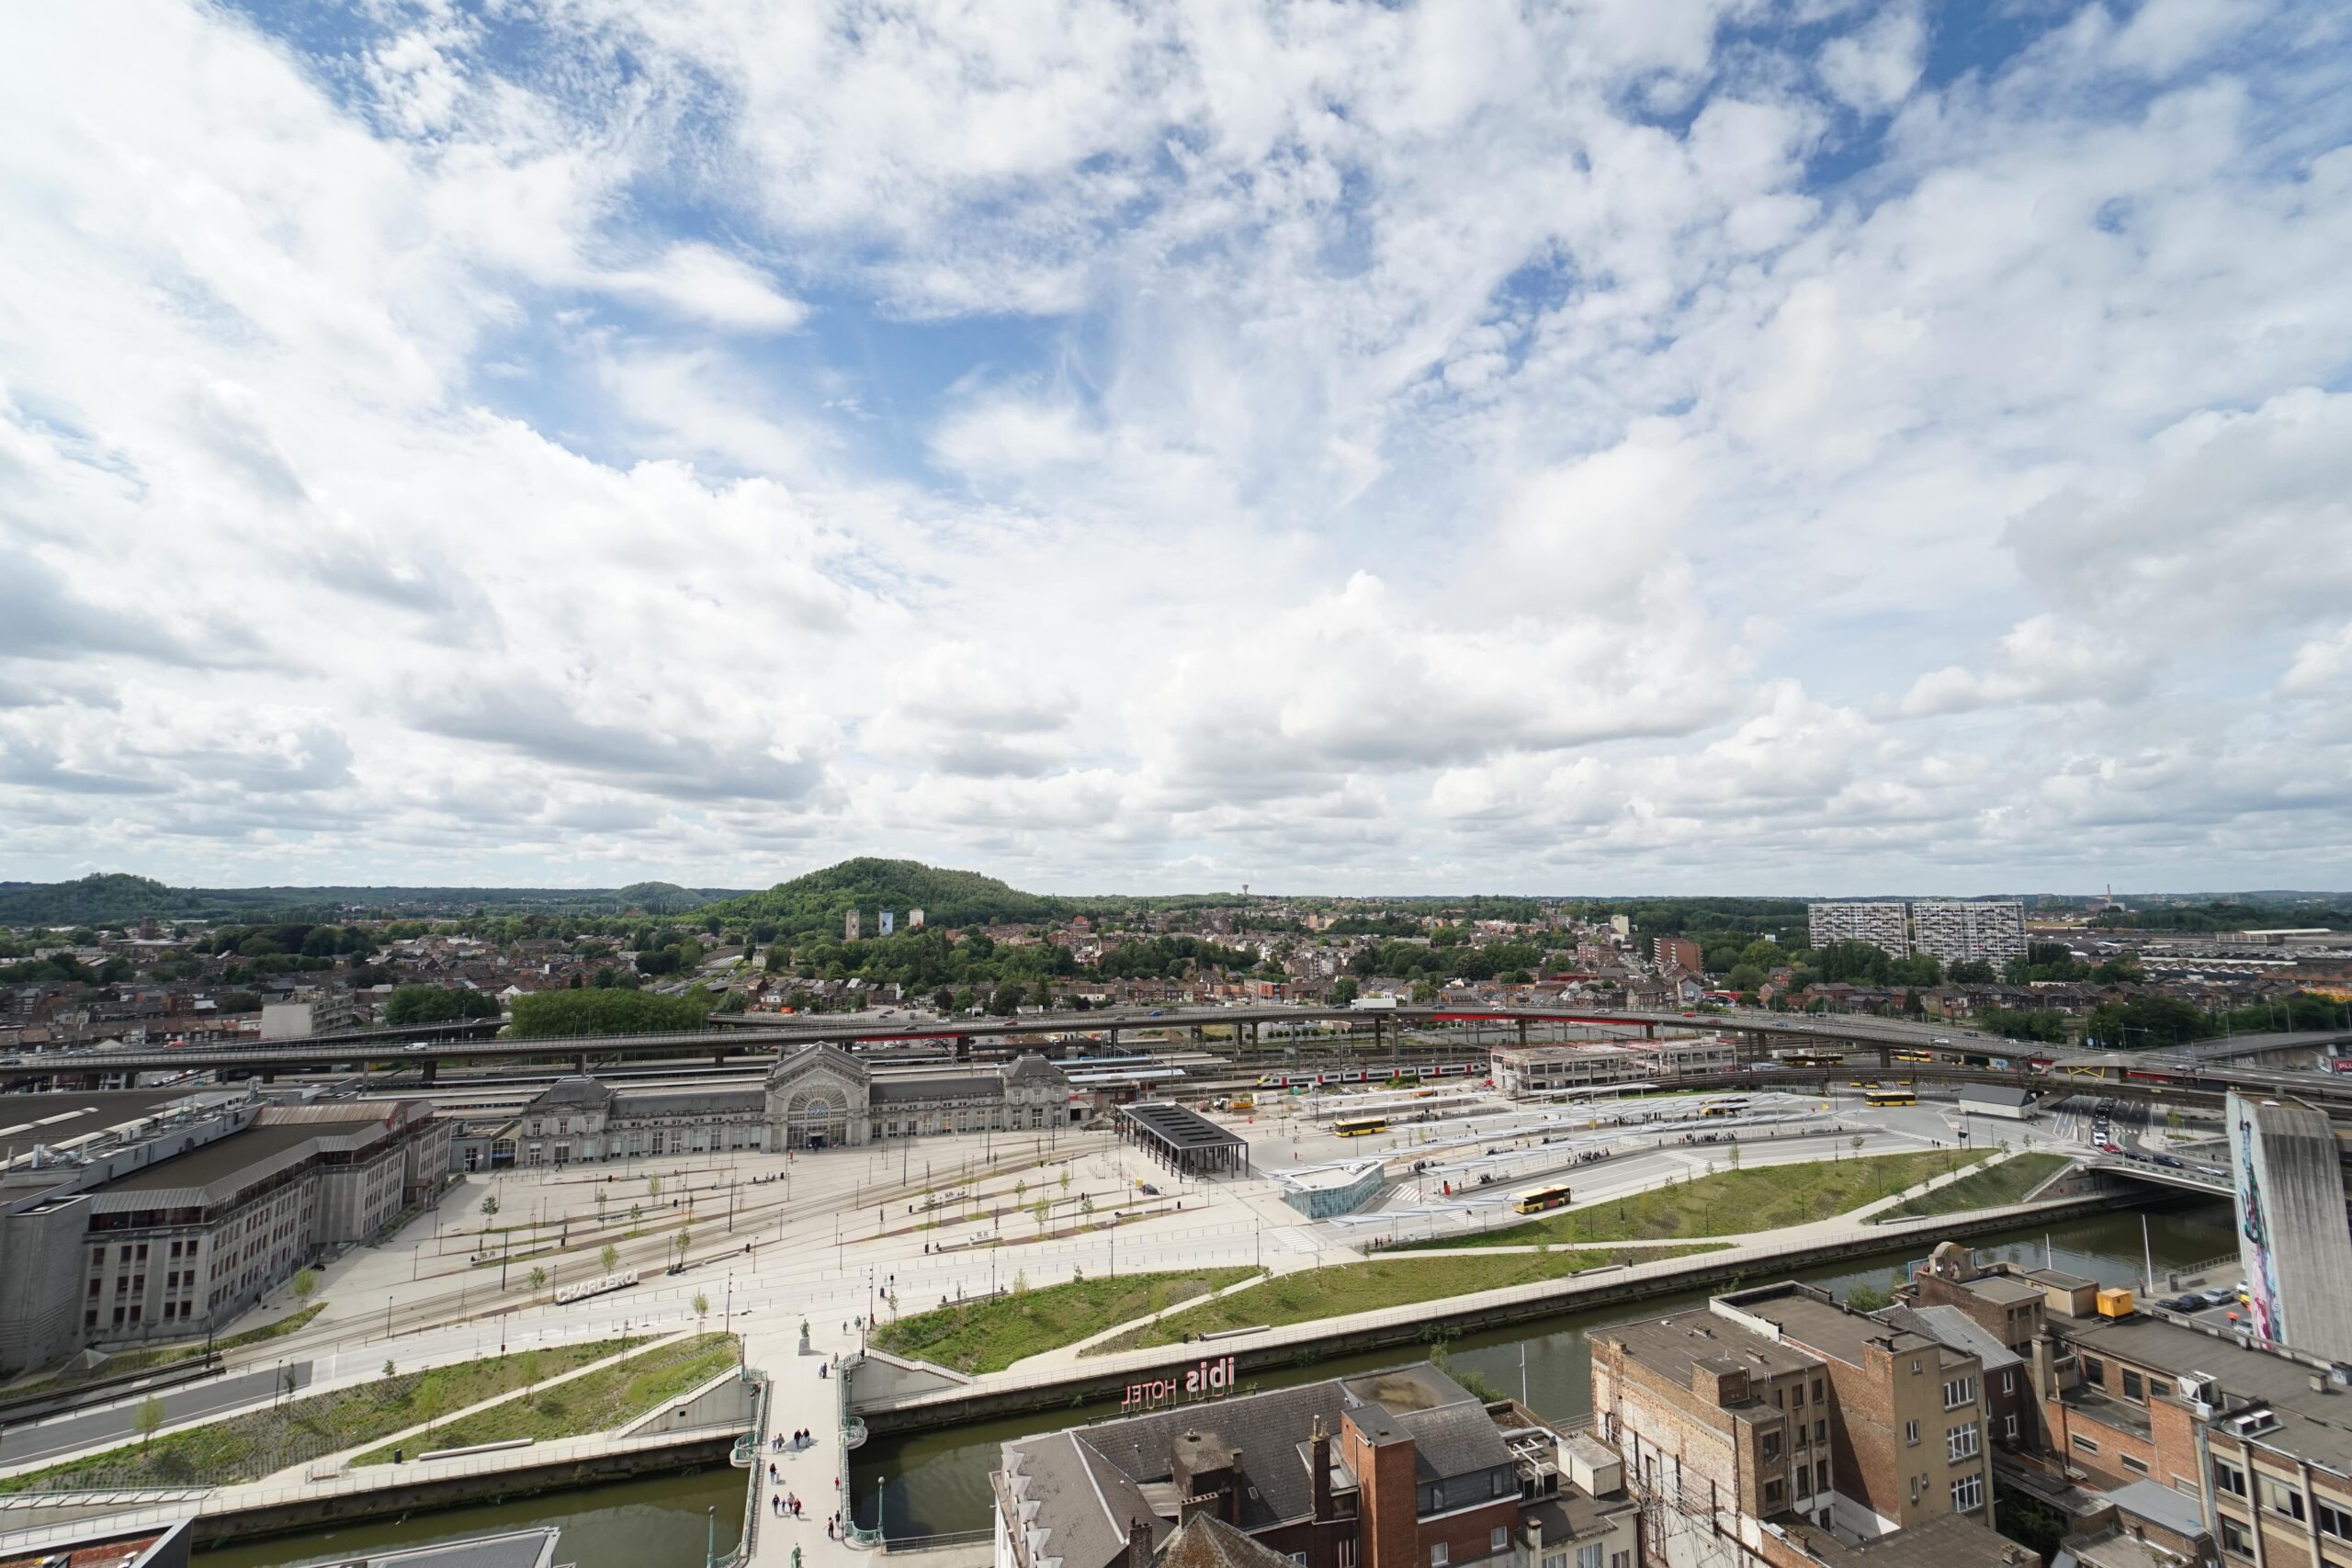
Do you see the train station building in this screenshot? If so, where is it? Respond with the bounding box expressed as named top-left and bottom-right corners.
top-left (462, 1043), bottom-right (1073, 1169)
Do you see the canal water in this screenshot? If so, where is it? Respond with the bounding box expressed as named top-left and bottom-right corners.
top-left (198, 1201), bottom-right (2229, 1566)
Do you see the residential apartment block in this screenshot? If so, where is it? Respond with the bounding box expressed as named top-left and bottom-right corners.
top-left (1806, 905), bottom-right (1912, 960)
top-left (1909, 903), bottom-right (2027, 970)
top-left (1653, 938), bottom-right (1704, 974)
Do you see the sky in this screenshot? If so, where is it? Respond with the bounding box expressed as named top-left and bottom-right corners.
top-left (2, 0), bottom-right (2349, 898)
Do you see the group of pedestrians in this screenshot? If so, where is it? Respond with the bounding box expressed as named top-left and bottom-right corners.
top-left (768, 1426), bottom-right (845, 1541)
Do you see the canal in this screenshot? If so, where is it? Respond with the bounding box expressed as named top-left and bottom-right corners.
top-left (198, 1200), bottom-right (2229, 1566)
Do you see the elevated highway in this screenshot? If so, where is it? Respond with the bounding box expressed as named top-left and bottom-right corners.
top-left (6, 1002), bottom-right (2349, 1108)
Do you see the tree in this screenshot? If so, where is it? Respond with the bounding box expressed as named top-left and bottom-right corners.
top-left (629, 1202), bottom-right (643, 1226)
top-left (291, 1267), bottom-right (319, 1301)
top-left (135, 1394), bottom-right (165, 1448)
top-left (1329, 977), bottom-right (1359, 1006)
top-left (1947, 960), bottom-right (1997, 985)
top-left (648, 1174), bottom-right (662, 1200)
top-left (1033, 1199), bottom-right (1051, 1236)
top-left (528, 1265), bottom-right (548, 1296)
top-left (693, 1290), bottom-right (710, 1324)
top-left (675, 1227), bottom-right (693, 1265)
top-left (1725, 964), bottom-right (1766, 994)
top-left (1845, 1281), bottom-right (1894, 1312)
top-left (601, 1242), bottom-right (620, 1274)
top-left (481, 1195), bottom-right (500, 1219)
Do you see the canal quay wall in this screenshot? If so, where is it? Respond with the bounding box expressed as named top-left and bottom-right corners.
top-left (0, 1424), bottom-right (742, 1555)
top-left (848, 1192), bottom-right (2133, 1435)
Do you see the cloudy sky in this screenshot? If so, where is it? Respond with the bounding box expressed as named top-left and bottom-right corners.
top-left (3, 0), bottom-right (2348, 897)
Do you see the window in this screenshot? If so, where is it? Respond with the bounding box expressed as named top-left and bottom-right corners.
top-left (2213, 1462), bottom-right (2247, 1498)
top-left (1814, 1420), bottom-right (1825, 1445)
top-left (1430, 1547), bottom-right (1449, 1567)
top-left (1611, 1553), bottom-right (1631, 1568)
top-left (1492, 1472), bottom-right (1510, 1497)
top-left (2121, 1370), bottom-right (2144, 1402)
top-left (1796, 1464), bottom-right (1812, 1495)
top-left (1905, 1420), bottom-right (1921, 1446)
top-left (1943, 1377), bottom-right (1977, 1410)
top-left (1764, 1481), bottom-right (1784, 1508)
top-left (1492, 1530), bottom-right (1510, 1554)
top-left (2121, 1457), bottom-right (2149, 1476)
top-left (1947, 1424), bottom-right (1980, 1462)
top-left (1544, 1556), bottom-right (1566, 1568)
top-left (2221, 1518), bottom-right (2255, 1559)
top-left (2081, 1356), bottom-right (2105, 1387)
top-left (1813, 1380), bottom-right (1825, 1404)
top-left (1792, 1383), bottom-right (1804, 1407)
top-left (2259, 1476), bottom-right (2306, 1521)
top-left (2003, 1415), bottom-right (2018, 1441)
top-left (2072, 1435), bottom-right (2100, 1455)
top-left (1430, 1484), bottom-right (1445, 1510)
top-left (1999, 1371), bottom-right (2016, 1394)
top-left (2315, 1501), bottom-right (2352, 1540)
top-left (1762, 1433), bottom-right (1781, 1462)
top-left (1576, 1544), bottom-right (1601, 1568)
top-left (1951, 1476), bottom-right (1984, 1513)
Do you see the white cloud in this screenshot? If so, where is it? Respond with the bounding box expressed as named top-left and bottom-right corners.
top-left (0, 0), bottom-right (2346, 892)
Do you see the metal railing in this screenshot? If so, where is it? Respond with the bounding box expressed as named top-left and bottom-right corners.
top-left (714, 1366), bottom-right (771, 1568)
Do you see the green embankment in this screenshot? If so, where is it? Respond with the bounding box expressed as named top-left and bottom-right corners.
top-left (1087, 1247), bottom-right (1723, 1355)
top-left (1390, 1150), bottom-right (1968, 1251)
top-left (0, 1337), bottom-right (653, 1491)
top-left (352, 1333), bottom-right (739, 1463)
top-left (1875, 1154), bottom-right (2072, 1221)
top-left (3, 1303), bottom-right (329, 1400)
top-left (873, 1269), bottom-right (1261, 1373)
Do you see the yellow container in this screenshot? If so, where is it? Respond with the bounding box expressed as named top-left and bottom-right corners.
top-left (2096, 1287), bottom-right (2135, 1318)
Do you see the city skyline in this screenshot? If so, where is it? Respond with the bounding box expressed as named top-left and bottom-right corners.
top-left (3, 3), bottom-right (2348, 893)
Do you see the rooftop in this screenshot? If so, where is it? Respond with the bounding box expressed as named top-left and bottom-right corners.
top-left (1600, 1305), bottom-right (1820, 1394)
top-left (1118, 1100), bottom-right (1246, 1154)
top-left (2059, 1314), bottom-right (2352, 1472)
top-left (94, 1118), bottom-right (381, 1200)
top-left (1724, 1287), bottom-right (1961, 1372)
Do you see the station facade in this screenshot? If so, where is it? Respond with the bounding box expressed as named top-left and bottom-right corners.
top-left (489, 1044), bottom-right (1071, 1168)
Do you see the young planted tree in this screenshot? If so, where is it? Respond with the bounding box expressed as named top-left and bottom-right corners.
top-left (291, 1267), bottom-right (319, 1301)
top-left (601, 1242), bottom-right (620, 1274)
top-left (135, 1394), bottom-right (165, 1449)
top-left (528, 1265), bottom-right (548, 1297)
top-left (693, 1291), bottom-right (710, 1325)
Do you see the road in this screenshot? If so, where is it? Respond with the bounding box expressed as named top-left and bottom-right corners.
top-left (0, 1361), bottom-right (312, 1468)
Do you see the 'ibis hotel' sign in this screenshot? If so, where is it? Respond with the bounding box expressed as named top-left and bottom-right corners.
top-left (1121, 1353), bottom-right (1238, 1412)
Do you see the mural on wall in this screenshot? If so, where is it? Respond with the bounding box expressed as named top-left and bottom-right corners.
top-left (2232, 1102), bottom-right (2283, 1343)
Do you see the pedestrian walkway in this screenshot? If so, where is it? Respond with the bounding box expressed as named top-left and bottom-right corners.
top-left (738, 1317), bottom-right (863, 1566)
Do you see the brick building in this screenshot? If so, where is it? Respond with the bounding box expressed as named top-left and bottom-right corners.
top-left (1589, 1282), bottom-right (1998, 1568)
top-left (993, 1363), bottom-right (1634, 1568)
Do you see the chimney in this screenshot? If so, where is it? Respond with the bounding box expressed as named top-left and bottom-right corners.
top-left (1310, 1417), bottom-right (1334, 1524)
top-left (1128, 1517), bottom-right (1155, 1568)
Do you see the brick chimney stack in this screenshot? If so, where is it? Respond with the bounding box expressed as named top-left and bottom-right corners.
top-left (1310, 1416), bottom-right (1333, 1524)
top-left (1128, 1517), bottom-right (1154, 1568)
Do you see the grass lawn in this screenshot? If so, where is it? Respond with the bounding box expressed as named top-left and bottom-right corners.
top-left (1875, 1154), bottom-right (2071, 1221)
top-left (0, 1336), bottom-right (650, 1491)
top-left (4, 1303), bottom-right (331, 1400)
top-left (1389, 1150), bottom-right (1969, 1251)
top-left (351, 1333), bottom-right (739, 1463)
top-left (1088, 1247), bottom-right (1723, 1355)
top-left (873, 1269), bottom-right (1261, 1373)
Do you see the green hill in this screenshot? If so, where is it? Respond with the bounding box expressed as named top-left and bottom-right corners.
top-left (699, 858), bottom-right (1071, 934)
top-left (0, 876), bottom-right (750, 927)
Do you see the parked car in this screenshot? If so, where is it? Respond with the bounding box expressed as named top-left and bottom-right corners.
top-left (2165, 1294), bottom-right (2204, 1313)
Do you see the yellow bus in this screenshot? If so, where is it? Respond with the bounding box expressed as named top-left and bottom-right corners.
top-left (1511, 1182), bottom-right (1574, 1215)
top-left (1334, 1117), bottom-right (1388, 1137)
top-left (1700, 1099), bottom-right (1750, 1118)
top-left (1893, 1050), bottom-right (1933, 1064)
top-left (1864, 1089), bottom-right (1917, 1108)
